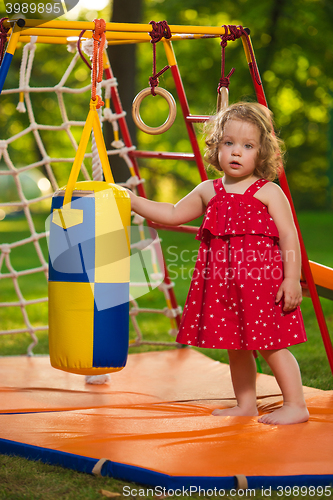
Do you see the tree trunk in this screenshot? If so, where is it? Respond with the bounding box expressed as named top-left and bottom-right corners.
top-left (105, 0), bottom-right (143, 182)
top-left (260, 0), bottom-right (286, 74)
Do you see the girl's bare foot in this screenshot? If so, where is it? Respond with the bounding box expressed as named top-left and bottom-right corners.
top-left (212, 406), bottom-right (259, 417)
top-left (258, 403), bottom-right (309, 425)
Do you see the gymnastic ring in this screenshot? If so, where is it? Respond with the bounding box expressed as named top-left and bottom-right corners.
top-left (132, 87), bottom-right (177, 135)
top-left (217, 86), bottom-right (229, 112)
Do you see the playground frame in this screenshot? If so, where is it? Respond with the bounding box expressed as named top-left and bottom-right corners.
top-left (0, 18), bottom-right (332, 373)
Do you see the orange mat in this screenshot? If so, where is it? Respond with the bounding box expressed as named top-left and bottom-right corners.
top-left (0, 349), bottom-right (332, 489)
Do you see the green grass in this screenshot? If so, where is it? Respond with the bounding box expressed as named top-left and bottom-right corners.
top-left (0, 210), bottom-right (332, 498)
top-left (0, 454), bottom-right (332, 500)
top-left (297, 212), bottom-right (333, 266)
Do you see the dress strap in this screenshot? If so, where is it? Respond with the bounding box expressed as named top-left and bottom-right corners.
top-left (244, 178), bottom-right (268, 196)
top-left (213, 177), bottom-right (224, 195)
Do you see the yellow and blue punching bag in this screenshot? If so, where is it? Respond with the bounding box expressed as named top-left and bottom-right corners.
top-left (48, 100), bottom-right (131, 375)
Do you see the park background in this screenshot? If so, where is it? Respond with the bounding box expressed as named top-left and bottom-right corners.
top-left (0, 0), bottom-right (333, 498)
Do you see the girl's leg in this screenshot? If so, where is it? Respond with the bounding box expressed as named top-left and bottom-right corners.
top-left (258, 348), bottom-right (309, 425)
top-left (212, 349), bottom-right (258, 417)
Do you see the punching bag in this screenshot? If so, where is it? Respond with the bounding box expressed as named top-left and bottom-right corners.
top-left (48, 99), bottom-right (131, 375)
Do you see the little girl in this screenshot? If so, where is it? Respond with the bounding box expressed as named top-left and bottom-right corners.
top-left (128, 102), bottom-right (309, 425)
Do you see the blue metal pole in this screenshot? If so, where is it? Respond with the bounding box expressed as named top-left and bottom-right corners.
top-left (0, 20), bottom-right (25, 94)
top-left (0, 51), bottom-right (13, 94)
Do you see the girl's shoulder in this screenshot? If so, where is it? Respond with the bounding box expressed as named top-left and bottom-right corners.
top-left (196, 179), bottom-right (217, 206)
top-left (254, 181), bottom-right (286, 207)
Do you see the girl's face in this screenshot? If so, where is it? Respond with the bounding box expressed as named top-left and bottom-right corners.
top-left (217, 119), bottom-right (262, 180)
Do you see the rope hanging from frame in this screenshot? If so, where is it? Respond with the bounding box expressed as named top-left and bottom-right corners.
top-left (91, 18), bottom-right (106, 109)
top-left (132, 20), bottom-right (176, 135)
top-left (217, 25), bottom-right (262, 111)
top-left (148, 20), bottom-right (172, 96)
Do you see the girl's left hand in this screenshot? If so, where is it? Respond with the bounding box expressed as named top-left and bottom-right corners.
top-left (275, 278), bottom-right (302, 312)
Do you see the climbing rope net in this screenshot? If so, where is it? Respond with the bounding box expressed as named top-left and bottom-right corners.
top-left (0, 35), bottom-right (180, 355)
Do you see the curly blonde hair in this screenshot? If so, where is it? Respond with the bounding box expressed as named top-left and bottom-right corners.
top-left (204, 102), bottom-right (284, 181)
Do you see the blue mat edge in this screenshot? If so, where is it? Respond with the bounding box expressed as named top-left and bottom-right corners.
top-left (0, 437), bottom-right (332, 490)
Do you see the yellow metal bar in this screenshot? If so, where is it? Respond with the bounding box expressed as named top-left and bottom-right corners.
top-left (17, 35), bottom-right (148, 45)
top-left (107, 39), bottom-right (147, 46)
top-left (163, 39), bottom-right (177, 67)
top-left (15, 33), bottom-right (217, 46)
top-left (18, 28), bottom-right (155, 39)
top-left (241, 33), bottom-right (253, 64)
top-left (16, 29), bottom-right (220, 42)
top-left (128, 165), bottom-right (136, 177)
top-left (102, 51), bottom-right (110, 71)
top-left (18, 37), bottom-right (153, 46)
top-left (18, 36), bottom-right (68, 44)
top-left (3, 19), bottom-right (229, 36)
top-left (6, 22), bottom-right (23, 55)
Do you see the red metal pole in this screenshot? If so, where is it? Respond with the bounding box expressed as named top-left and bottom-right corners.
top-left (104, 65), bottom-right (146, 198)
top-left (130, 150), bottom-right (196, 161)
top-left (170, 64), bottom-right (208, 182)
top-left (244, 35), bottom-right (333, 374)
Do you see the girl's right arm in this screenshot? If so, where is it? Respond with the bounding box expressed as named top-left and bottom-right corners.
top-left (127, 181), bottom-right (211, 226)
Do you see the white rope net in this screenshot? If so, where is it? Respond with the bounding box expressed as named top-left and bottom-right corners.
top-left (0, 37), bottom-right (180, 356)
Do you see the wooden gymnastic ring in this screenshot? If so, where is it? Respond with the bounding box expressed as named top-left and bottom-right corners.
top-left (132, 87), bottom-right (177, 135)
top-left (217, 87), bottom-right (229, 112)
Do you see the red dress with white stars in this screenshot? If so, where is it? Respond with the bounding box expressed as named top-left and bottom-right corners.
top-left (176, 177), bottom-right (307, 350)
